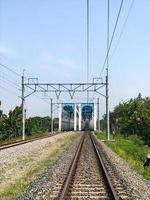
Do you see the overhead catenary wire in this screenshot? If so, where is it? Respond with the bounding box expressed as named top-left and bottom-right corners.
top-left (0, 63), bottom-right (22, 77)
top-left (87, 0), bottom-right (90, 102)
top-left (106, 0), bottom-right (110, 74)
top-left (0, 85), bottom-right (21, 98)
top-left (110, 0), bottom-right (135, 61)
top-left (0, 70), bottom-right (21, 84)
top-left (0, 62), bottom-right (51, 105)
top-left (98, 0), bottom-right (124, 78)
top-left (0, 74), bottom-right (21, 89)
top-left (0, 77), bottom-right (21, 91)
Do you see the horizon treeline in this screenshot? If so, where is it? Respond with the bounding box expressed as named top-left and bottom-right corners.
top-left (0, 101), bottom-right (58, 141)
top-left (101, 93), bottom-right (150, 145)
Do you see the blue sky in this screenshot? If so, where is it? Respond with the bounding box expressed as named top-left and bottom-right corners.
top-left (0, 0), bottom-right (150, 117)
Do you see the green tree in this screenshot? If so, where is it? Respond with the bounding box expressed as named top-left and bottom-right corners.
top-left (107, 94), bottom-right (150, 145)
top-left (7, 106), bottom-right (22, 137)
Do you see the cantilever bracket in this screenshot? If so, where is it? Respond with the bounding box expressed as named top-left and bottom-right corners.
top-left (25, 90), bottom-right (36, 98)
top-left (69, 90), bottom-right (75, 99)
top-left (55, 91), bottom-right (61, 99)
top-left (95, 91), bottom-right (106, 98)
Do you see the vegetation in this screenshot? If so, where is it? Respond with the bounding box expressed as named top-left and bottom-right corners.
top-left (0, 101), bottom-right (58, 143)
top-left (26, 116), bottom-right (51, 135)
top-left (101, 93), bottom-right (150, 145)
top-left (0, 134), bottom-right (77, 200)
top-left (96, 132), bottom-right (150, 180)
top-left (98, 93), bottom-right (150, 180)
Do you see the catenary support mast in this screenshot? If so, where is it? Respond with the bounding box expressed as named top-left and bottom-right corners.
top-left (50, 98), bottom-right (53, 134)
top-left (22, 70), bottom-right (25, 140)
top-left (106, 0), bottom-right (110, 140)
top-left (97, 98), bottom-right (100, 131)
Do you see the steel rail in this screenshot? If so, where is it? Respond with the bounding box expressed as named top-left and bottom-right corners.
top-left (0, 133), bottom-right (58, 151)
top-left (59, 132), bottom-right (119, 200)
top-left (59, 133), bottom-right (85, 200)
top-left (90, 133), bottom-right (119, 200)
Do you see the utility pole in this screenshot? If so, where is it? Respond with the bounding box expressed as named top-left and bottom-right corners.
top-left (106, 0), bottom-right (110, 140)
top-left (50, 98), bottom-right (53, 134)
top-left (22, 70), bottom-right (25, 140)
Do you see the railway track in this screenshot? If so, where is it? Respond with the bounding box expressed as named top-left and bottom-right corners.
top-left (49, 132), bottom-right (128, 200)
top-left (0, 133), bottom-right (58, 151)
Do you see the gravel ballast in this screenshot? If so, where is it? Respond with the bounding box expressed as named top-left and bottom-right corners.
top-left (2, 131), bottom-right (149, 200)
top-left (17, 133), bottom-right (82, 200)
top-left (0, 131), bottom-right (78, 198)
top-left (95, 135), bottom-right (150, 200)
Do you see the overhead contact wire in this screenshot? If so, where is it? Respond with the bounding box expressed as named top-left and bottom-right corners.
top-left (87, 0), bottom-right (90, 102)
top-left (99, 0), bottom-right (124, 78)
top-left (110, 0), bottom-right (135, 61)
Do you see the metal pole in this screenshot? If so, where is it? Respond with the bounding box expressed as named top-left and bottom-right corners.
top-left (74, 103), bottom-right (77, 131)
top-left (106, 76), bottom-right (110, 140)
top-left (50, 98), bottom-right (53, 134)
top-left (106, 0), bottom-right (110, 140)
top-left (59, 103), bottom-right (62, 131)
top-left (79, 104), bottom-right (81, 131)
top-left (94, 103), bottom-right (97, 131)
top-left (97, 98), bottom-right (100, 132)
top-left (22, 70), bottom-right (25, 140)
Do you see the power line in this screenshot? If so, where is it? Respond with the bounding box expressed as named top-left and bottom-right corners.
top-left (1, 71), bottom-right (20, 83)
top-left (99, 0), bottom-right (124, 78)
top-left (110, 0), bottom-right (135, 61)
top-left (0, 63), bottom-right (51, 107)
top-left (0, 74), bottom-right (21, 89)
top-left (87, 0), bottom-right (90, 101)
top-left (0, 85), bottom-right (20, 98)
top-left (0, 63), bottom-right (21, 77)
top-left (0, 77), bottom-right (21, 91)
top-left (106, 0), bottom-right (110, 74)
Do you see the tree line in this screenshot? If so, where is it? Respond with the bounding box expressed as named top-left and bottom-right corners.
top-left (1, 93), bottom-right (150, 145)
top-left (0, 101), bottom-right (58, 141)
top-left (101, 93), bottom-right (150, 145)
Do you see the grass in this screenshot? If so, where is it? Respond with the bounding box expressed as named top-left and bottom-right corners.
top-left (0, 134), bottom-right (78, 200)
top-left (96, 131), bottom-right (150, 180)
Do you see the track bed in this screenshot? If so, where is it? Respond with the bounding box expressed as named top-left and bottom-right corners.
top-left (49, 132), bottom-right (126, 200)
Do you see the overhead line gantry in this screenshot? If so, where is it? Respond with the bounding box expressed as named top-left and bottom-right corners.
top-left (21, 75), bottom-right (106, 140)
